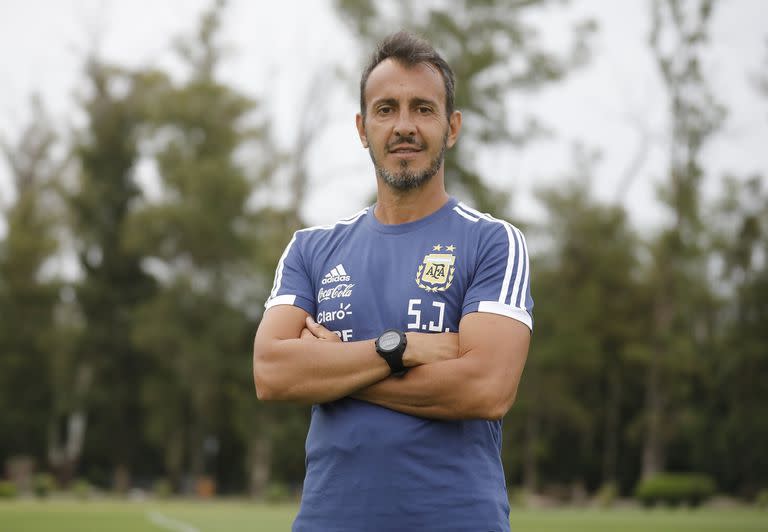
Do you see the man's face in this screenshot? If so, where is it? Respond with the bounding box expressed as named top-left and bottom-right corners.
top-left (356, 59), bottom-right (461, 191)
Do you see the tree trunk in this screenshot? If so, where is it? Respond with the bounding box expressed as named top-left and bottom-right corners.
top-left (523, 410), bottom-right (538, 492)
top-left (642, 293), bottom-right (671, 479)
top-left (112, 464), bottom-right (131, 494)
top-left (248, 435), bottom-right (272, 498)
top-left (642, 352), bottom-right (664, 479)
top-left (602, 363), bottom-right (621, 484)
top-left (47, 409), bottom-right (87, 487)
top-left (47, 364), bottom-right (91, 487)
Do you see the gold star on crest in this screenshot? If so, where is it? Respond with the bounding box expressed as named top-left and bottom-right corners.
top-left (446, 245), bottom-right (456, 252)
top-left (432, 244), bottom-right (442, 251)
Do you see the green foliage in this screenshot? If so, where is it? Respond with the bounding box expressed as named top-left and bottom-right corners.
top-left (510, 169), bottom-right (645, 491)
top-left (264, 482), bottom-right (293, 504)
top-left (638, 0), bottom-right (725, 481)
top-left (755, 489), bottom-right (768, 508)
top-left (595, 482), bottom-right (618, 509)
top-left (121, 0), bottom-right (292, 494)
top-left (635, 473), bottom-right (715, 507)
top-left (32, 474), bottom-right (55, 498)
top-left (0, 481), bottom-right (17, 498)
top-left (508, 487), bottom-right (528, 509)
top-left (72, 478), bottom-right (91, 500)
top-left (153, 478), bottom-right (172, 499)
top-left (0, 98), bottom-right (61, 471)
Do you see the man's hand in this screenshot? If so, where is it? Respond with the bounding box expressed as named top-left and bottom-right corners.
top-left (301, 316), bottom-right (342, 342)
top-left (253, 305), bottom-right (390, 403)
top-left (352, 313), bottom-right (531, 420)
top-left (301, 318), bottom-right (460, 368)
top-left (402, 331), bottom-right (459, 367)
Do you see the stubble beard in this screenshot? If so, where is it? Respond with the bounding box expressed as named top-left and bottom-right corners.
top-left (369, 131), bottom-right (448, 192)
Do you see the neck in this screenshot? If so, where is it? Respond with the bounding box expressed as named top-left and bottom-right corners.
top-left (373, 171), bottom-right (450, 225)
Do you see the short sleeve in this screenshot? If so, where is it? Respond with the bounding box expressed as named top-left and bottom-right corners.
top-left (462, 222), bottom-right (533, 331)
top-left (264, 231), bottom-right (316, 316)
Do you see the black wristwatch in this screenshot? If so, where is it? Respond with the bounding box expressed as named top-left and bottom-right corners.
top-left (375, 329), bottom-right (408, 377)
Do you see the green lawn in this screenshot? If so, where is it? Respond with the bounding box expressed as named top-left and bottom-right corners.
top-left (0, 500), bottom-right (765, 532)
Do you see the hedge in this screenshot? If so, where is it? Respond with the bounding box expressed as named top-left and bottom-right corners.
top-left (635, 473), bottom-right (715, 506)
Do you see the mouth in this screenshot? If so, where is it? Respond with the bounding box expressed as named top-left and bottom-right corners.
top-left (388, 144), bottom-right (423, 156)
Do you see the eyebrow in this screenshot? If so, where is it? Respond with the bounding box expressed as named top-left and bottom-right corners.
top-left (371, 97), bottom-right (440, 109)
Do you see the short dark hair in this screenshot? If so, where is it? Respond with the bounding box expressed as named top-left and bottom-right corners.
top-left (359, 31), bottom-right (456, 119)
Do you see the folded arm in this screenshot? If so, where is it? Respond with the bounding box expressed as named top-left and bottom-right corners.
top-left (253, 305), bottom-right (459, 404)
top-left (352, 312), bottom-right (530, 420)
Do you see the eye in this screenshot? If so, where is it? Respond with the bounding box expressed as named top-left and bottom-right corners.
top-left (377, 105), bottom-right (393, 115)
top-left (417, 105), bottom-right (433, 115)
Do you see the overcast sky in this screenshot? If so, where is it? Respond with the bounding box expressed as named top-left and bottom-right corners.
top-left (1, 0), bottom-right (766, 237)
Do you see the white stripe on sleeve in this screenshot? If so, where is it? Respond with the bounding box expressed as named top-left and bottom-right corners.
top-left (515, 228), bottom-right (531, 308)
top-left (269, 233), bottom-right (297, 301)
top-left (265, 294), bottom-right (297, 309)
top-left (456, 202), bottom-right (519, 305)
top-left (478, 301), bottom-right (532, 330)
top-left (507, 225), bottom-right (526, 307)
top-left (498, 221), bottom-right (517, 304)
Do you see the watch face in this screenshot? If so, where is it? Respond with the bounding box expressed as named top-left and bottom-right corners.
top-left (378, 331), bottom-right (401, 352)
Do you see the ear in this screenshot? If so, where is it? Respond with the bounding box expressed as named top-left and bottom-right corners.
top-left (355, 113), bottom-right (368, 148)
top-left (446, 110), bottom-right (462, 149)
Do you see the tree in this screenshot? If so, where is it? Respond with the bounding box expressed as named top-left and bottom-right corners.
top-left (65, 58), bottom-right (159, 488)
top-left (639, 0), bottom-right (724, 479)
top-left (0, 98), bottom-right (63, 472)
top-left (124, 0), bottom-right (290, 492)
top-left (696, 41), bottom-right (768, 495)
top-left (509, 148), bottom-right (646, 493)
top-left (334, 0), bottom-right (595, 216)
top-left (700, 175), bottom-right (768, 495)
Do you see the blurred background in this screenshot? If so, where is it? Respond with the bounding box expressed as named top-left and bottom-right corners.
top-left (0, 0), bottom-right (766, 507)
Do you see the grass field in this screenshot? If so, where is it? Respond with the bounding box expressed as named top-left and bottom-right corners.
top-left (0, 500), bottom-right (766, 532)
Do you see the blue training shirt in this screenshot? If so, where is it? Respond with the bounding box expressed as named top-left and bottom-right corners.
top-left (265, 197), bottom-right (533, 532)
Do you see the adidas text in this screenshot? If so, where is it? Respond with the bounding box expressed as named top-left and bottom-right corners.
top-left (322, 275), bottom-right (351, 285)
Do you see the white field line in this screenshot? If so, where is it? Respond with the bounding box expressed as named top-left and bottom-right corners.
top-left (146, 511), bottom-right (200, 532)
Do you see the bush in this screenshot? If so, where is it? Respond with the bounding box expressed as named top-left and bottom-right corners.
top-left (264, 482), bottom-right (291, 504)
top-left (72, 478), bottom-right (91, 500)
top-left (508, 487), bottom-right (528, 509)
top-left (756, 489), bottom-right (768, 508)
top-left (635, 473), bottom-right (715, 507)
top-left (33, 473), bottom-right (56, 498)
top-left (0, 480), bottom-right (17, 498)
top-left (595, 482), bottom-right (618, 508)
top-left (153, 478), bottom-right (172, 499)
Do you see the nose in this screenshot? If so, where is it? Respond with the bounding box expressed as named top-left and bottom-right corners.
top-left (393, 109), bottom-right (416, 138)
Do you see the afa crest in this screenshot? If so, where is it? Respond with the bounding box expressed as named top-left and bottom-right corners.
top-left (416, 244), bottom-right (456, 292)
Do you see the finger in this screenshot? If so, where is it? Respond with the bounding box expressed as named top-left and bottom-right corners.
top-left (300, 327), bottom-right (314, 339)
top-left (306, 316), bottom-right (340, 342)
top-left (304, 316), bottom-right (322, 338)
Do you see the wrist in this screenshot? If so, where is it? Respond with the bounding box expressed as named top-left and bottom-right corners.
top-left (401, 333), bottom-right (417, 367)
top-left (375, 329), bottom-right (408, 376)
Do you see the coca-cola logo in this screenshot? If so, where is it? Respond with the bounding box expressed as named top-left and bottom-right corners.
top-left (317, 283), bottom-right (355, 303)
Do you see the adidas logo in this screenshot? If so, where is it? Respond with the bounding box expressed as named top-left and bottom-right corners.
top-left (322, 264), bottom-right (351, 284)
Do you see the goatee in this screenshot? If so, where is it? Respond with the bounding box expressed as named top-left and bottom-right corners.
top-left (370, 132), bottom-right (448, 191)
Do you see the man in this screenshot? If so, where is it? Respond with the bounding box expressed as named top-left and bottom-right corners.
top-left (253, 31), bottom-right (533, 532)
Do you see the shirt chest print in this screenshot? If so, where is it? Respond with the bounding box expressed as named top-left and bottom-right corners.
top-left (316, 263), bottom-right (355, 341)
top-left (416, 243), bottom-right (457, 293)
